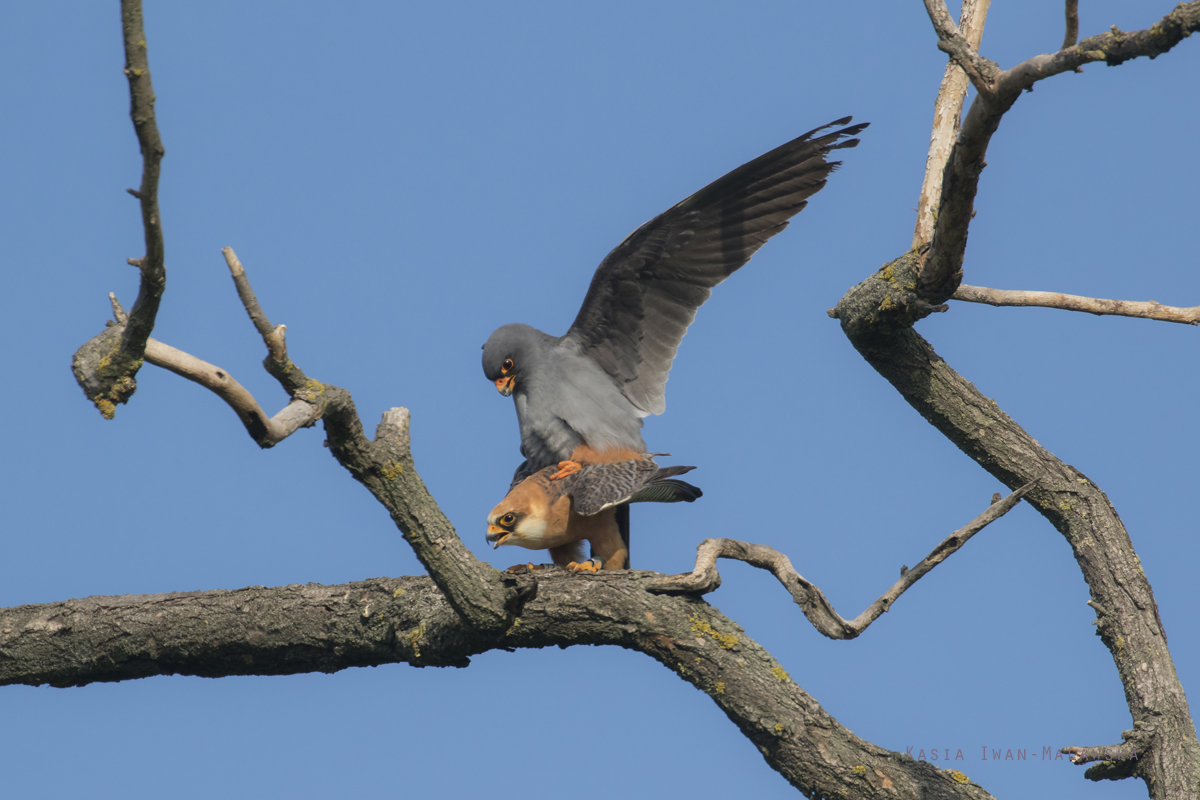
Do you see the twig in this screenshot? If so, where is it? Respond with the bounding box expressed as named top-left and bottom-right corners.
top-left (1063, 0), bottom-right (1080, 50)
top-left (223, 247), bottom-right (289, 365)
top-left (920, 0), bottom-right (1001, 96)
top-left (647, 484), bottom-right (1032, 639)
top-left (954, 285), bottom-right (1200, 325)
top-left (222, 247), bottom-right (308, 397)
top-left (913, 0), bottom-right (991, 248)
top-left (108, 293), bottom-right (129, 325)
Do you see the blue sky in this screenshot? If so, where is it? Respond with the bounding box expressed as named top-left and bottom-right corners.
top-left (2, 2), bottom-right (1197, 798)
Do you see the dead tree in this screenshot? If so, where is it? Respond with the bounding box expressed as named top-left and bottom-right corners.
top-left (6, 1), bottom-right (1198, 797)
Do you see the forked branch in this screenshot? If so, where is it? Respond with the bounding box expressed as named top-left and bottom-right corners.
top-left (916, 0), bottom-right (1200, 300)
top-left (647, 484), bottom-right (1031, 639)
top-left (920, 0), bottom-right (1000, 96)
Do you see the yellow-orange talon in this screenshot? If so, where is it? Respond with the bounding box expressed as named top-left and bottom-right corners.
top-left (550, 460), bottom-right (583, 480)
top-left (567, 558), bottom-right (602, 574)
top-left (506, 562), bottom-right (542, 573)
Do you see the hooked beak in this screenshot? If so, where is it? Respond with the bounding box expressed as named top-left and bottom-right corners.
top-left (486, 525), bottom-right (511, 549)
top-left (494, 375), bottom-right (515, 396)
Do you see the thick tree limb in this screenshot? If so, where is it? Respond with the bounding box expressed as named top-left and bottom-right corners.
top-left (0, 573), bottom-right (997, 799)
top-left (917, 0), bottom-right (1200, 301)
top-left (914, 0), bottom-right (991, 249)
top-left (834, 250), bottom-right (1200, 797)
top-left (647, 484), bottom-right (1030, 639)
top-left (955, 284), bottom-right (1200, 325)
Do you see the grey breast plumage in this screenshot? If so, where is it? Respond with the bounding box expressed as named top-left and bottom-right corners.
top-left (483, 117), bottom-right (868, 476)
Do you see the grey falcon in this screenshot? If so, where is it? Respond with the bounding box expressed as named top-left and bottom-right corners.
top-left (481, 116), bottom-right (867, 565)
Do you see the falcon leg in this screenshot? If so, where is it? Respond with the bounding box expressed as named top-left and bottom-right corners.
top-left (549, 542), bottom-right (585, 568)
top-left (584, 513), bottom-right (629, 570)
top-left (550, 460), bottom-right (583, 480)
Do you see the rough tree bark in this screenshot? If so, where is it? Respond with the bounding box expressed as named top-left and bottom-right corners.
top-left (13, 1), bottom-right (1200, 798)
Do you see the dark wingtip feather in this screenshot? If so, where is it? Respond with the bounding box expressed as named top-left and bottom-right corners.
top-left (658, 479), bottom-right (703, 502)
top-left (798, 116), bottom-right (867, 142)
top-left (628, 478), bottom-right (703, 505)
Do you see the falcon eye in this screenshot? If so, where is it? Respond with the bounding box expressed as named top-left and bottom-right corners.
top-left (501, 358), bottom-right (514, 374)
top-left (501, 513), bottom-right (516, 527)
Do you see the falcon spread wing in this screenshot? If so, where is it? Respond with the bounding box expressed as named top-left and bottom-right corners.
top-left (564, 118), bottom-right (867, 416)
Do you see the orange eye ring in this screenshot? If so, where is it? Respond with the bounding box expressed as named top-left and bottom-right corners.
top-left (501, 513), bottom-right (516, 526)
top-left (501, 359), bottom-right (514, 374)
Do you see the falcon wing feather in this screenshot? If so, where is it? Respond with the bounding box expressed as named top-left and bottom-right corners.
top-left (570, 460), bottom-right (700, 517)
top-left (563, 118), bottom-right (867, 415)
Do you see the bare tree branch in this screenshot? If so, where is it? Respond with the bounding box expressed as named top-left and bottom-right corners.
top-left (955, 284), bottom-right (1200, 325)
top-left (105, 239), bottom-right (520, 631)
top-left (97, 251), bottom-right (325, 446)
top-left (70, 0), bottom-right (169, 419)
top-left (833, 249), bottom-right (1200, 796)
top-left (142, 337), bottom-right (319, 443)
top-left (1063, 0), bottom-right (1081, 50)
top-left (920, 0), bottom-right (1001, 96)
top-left (916, 0), bottom-right (1200, 301)
top-left (914, 0), bottom-right (991, 249)
top-left (648, 484), bottom-right (1030, 638)
top-left (844, 7), bottom-right (1200, 792)
top-left (1062, 742), bottom-right (1141, 767)
top-left (118, 0), bottom-right (166, 361)
top-left (175, 247), bottom-right (519, 630)
top-left (223, 247), bottom-right (293, 384)
top-left (1062, 741), bottom-right (1147, 782)
top-left (0, 573), bottom-right (998, 799)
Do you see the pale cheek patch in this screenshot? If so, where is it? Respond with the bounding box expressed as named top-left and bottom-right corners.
top-left (516, 518), bottom-right (548, 544)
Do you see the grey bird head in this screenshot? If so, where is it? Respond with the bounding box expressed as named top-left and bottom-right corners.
top-left (481, 323), bottom-right (554, 398)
